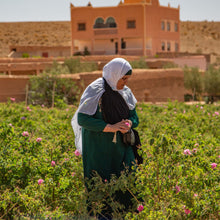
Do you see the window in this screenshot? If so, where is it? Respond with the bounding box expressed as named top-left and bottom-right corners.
top-left (167, 22), bottom-right (170, 31)
top-left (175, 43), bottom-right (179, 52)
top-left (93, 17), bottom-right (117, 29)
top-left (78, 23), bottom-right (86, 31)
top-left (161, 21), bottom-right (165, 31)
top-left (167, 42), bottom-right (171, 51)
top-left (175, 23), bottom-right (178, 32)
top-left (106, 17), bottom-right (117, 28)
top-left (94, 17), bottom-right (105, 28)
top-left (127, 20), bottom-right (136, 29)
top-left (161, 42), bottom-right (165, 51)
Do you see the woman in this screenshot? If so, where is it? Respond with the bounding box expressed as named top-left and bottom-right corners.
top-left (71, 58), bottom-right (139, 218)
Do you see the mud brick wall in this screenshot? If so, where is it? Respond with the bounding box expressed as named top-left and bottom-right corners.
top-left (0, 69), bottom-right (185, 103)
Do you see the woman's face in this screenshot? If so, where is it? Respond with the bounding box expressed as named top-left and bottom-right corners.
top-left (116, 75), bottom-right (131, 90)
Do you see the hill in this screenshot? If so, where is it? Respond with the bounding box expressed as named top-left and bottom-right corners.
top-left (0, 21), bottom-right (220, 62)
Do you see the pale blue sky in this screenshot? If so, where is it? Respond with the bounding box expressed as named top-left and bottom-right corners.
top-left (0, 0), bottom-right (219, 22)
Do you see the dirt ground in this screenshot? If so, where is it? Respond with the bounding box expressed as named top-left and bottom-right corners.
top-left (0, 21), bottom-right (220, 63)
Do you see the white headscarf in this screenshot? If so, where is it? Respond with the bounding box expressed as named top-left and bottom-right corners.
top-left (71, 58), bottom-right (137, 154)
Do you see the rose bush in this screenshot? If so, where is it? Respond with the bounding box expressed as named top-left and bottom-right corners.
top-left (0, 100), bottom-right (219, 219)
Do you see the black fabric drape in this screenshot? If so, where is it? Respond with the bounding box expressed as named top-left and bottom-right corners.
top-left (101, 78), bottom-right (143, 165)
top-left (101, 78), bottom-right (129, 124)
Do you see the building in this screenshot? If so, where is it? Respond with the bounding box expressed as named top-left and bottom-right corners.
top-left (70, 0), bottom-right (180, 56)
top-left (8, 45), bottom-right (71, 58)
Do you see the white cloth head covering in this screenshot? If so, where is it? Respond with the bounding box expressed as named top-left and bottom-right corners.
top-left (71, 58), bottom-right (137, 154)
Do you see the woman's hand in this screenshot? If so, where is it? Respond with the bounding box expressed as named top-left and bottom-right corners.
top-left (122, 119), bottom-right (132, 129)
top-left (103, 120), bottom-right (131, 133)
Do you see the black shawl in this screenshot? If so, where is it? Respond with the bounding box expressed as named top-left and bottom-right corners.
top-left (101, 78), bottom-right (143, 164)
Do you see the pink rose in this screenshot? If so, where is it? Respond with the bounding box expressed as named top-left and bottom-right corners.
top-left (192, 148), bottom-right (197, 154)
top-left (211, 163), bottom-right (217, 169)
top-left (215, 112), bottom-right (219, 116)
top-left (137, 204), bottom-right (144, 212)
top-left (125, 122), bottom-right (130, 126)
top-left (175, 185), bottom-right (181, 193)
top-left (74, 149), bottom-right (80, 156)
top-left (51, 161), bottom-right (56, 167)
top-left (183, 149), bottom-right (191, 155)
top-left (72, 172), bottom-right (76, 177)
top-left (184, 208), bottom-right (191, 215)
top-left (10, 97), bottom-right (15, 102)
top-left (38, 179), bottom-right (44, 185)
top-left (27, 106), bottom-right (32, 111)
top-left (36, 137), bottom-right (42, 142)
top-left (22, 131), bottom-right (29, 137)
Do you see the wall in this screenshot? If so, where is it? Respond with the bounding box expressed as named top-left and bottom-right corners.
top-left (0, 75), bottom-right (29, 101)
top-left (0, 69), bottom-right (185, 103)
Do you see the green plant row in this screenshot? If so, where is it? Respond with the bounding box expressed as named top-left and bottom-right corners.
top-left (0, 101), bottom-right (219, 219)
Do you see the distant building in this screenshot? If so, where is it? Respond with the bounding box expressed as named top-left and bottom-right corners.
top-left (70, 0), bottom-right (180, 56)
top-left (8, 45), bottom-right (71, 58)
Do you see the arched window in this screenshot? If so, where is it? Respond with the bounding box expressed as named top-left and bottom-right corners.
top-left (94, 17), bottom-right (105, 28)
top-left (106, 17), bottom-right (117, 28)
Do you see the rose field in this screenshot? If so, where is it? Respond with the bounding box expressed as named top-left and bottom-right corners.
top-left (0, 100), bottom-right (219, 219)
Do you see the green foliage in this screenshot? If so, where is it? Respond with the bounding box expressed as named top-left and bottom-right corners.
top-left (22, 53), bottom-right (29, 58)
top-left (204, 65), bottom-right (220, 96)
top-left (130, 57), bottom-right (148, 69)
top-left (63, 58), bottom-right (97, 74)
top-left (0, 101), bottom-right (219, 219)
top-left (28, 61), bottom-right (80, 107)
top-left (184, 66), bottom-right (203, 100)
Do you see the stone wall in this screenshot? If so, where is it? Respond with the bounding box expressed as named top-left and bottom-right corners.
top-left (0, 69), bottom-right (185, 103)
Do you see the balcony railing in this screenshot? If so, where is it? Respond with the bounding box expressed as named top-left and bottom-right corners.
top-left (94, 28), bottom-right (118, 35)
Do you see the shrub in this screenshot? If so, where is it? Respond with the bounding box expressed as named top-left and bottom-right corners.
top-left (28, 61), bottom-right (80, 107)
top-left (130, 57), bottom-right (148, 69)
top-left (183, 66), bottom-right (203, 100)
top-left (0, 101), bottom-right (219, 219)
top-left (22, 53), bottom-right (29, 58)
top-left (204, 65), bottom-right (220, 97)
top-left (63, 58), bottom-right (97, 74)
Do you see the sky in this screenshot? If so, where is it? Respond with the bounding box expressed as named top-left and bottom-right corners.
top-left (0, 0), bottom-right (219, 22)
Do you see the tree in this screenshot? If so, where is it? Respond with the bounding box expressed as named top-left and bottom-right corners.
top-left (183, 66), bottom-right (203, 101)
top-left (203, 65), bottom-right (220, 103)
